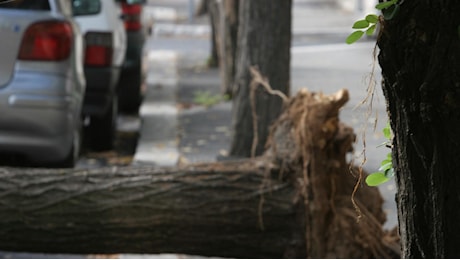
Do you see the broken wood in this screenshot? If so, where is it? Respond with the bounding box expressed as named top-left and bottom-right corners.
top-left (0, 87), bottom-right (399, 258)
top-left (264, 86), bottom-right (398, 258)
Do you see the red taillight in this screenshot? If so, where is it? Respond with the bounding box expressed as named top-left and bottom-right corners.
top-left (18, 21), bottom-right (72, 61)
top-left (85, 46), bottom-right (112, 66)
top-left (122, 3), bottom-right (142, 31)
top-left (84, 32), bottom-right (112, 67)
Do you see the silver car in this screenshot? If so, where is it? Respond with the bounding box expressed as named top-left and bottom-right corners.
top-left (0, 0), bottom-right (85, 167)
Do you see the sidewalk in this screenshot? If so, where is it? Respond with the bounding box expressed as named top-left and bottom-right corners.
top-left (176, 67), bottom-right (232, 164)
top-left (134, 41), bottom-right (232, 166)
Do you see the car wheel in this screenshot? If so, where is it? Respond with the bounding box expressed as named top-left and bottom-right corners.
top-left (118, 66), bottom-right (142, 114)
top-left (88, 95), bottom-right (118, 151)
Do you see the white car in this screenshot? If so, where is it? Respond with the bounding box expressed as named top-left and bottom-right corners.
top-left (0, 0), bottom-right (85, 167)
top-left (72, 0), bottom-right (127, 151)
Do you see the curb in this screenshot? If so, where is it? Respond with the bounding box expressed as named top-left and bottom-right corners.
top-left (133, 50), bottom-right (180, 167)
top-left (153, 23), bottom-right (211, 38)
top-left (144, 6), bottom-right (183, 23)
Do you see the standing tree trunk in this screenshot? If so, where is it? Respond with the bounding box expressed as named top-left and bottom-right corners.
top-left (207, 0), bottom-right (221, 68)
top-left (378, 1), bottom-right (460, 258)
top-left (220, 0), bottom-right (239, 96)
top-left (198, 0), bottom-right (240, 95)
top-left (230, 0), bottom-right (292, 158)
top-left (196, 0), bottom-right (221, 68)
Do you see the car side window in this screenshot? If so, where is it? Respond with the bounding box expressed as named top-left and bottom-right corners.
top-left (72, 0), bottom-right (101, 16)
top-left (0, 0), bottom-right (51, 10)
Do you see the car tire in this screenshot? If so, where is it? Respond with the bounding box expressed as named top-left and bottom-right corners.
top-left (88, 95), bottom-right (118, 151)
top-left (118, 65), bottom-right (142, 114)
top-left (56, 120), bottom-right (82, 168)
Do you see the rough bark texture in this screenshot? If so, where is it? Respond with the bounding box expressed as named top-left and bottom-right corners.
top-left (220, 0), bottom-right (239, 96)
top-left (196, 0), bottom-right (221, 68)
top-left (230, 0), bottom-right (292, 157)
top-left (0, 162), bottom-right (298, 258)
top-left (207, 0), bottom-right (221, 68)
top-left (378, 1), bottom-right (460, 258)
top-left (0, 89), bottom-right (399, 258)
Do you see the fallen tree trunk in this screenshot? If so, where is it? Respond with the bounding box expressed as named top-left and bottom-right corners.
top-left (0, 161), bottom-right (301, 258)
top-left (0, 87), bottom-right (399, 258)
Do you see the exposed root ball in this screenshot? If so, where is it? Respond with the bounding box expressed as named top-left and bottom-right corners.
top-left (264, 88), bottom-right (399, 258)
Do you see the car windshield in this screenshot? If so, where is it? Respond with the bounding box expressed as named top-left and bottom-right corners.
top-left (72, 0), bottom-right (100, 16)
top-left (0, 0), bottom-right (50, 10)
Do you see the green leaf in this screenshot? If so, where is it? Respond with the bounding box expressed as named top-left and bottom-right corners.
top-left (366, 172), bottom-right (390, 186)
top-left (383, 123), bottom-right (391, 139)
top-left (346, 30), bottom-right (365, 44)
top-left (365, 14), bottom-right (379, 24)
top-left (386, 152), bottom-right (392, 160)
top-left (352, 19), bottom-right (370, 29)
top-left (381, 157), bottom-right (391, 165)
top-left (379, 161), bottom-right (392, 172)
top-left (375, 0), bottom-right (396, 10)
top-left (366, 24), bottom-right (376, 36)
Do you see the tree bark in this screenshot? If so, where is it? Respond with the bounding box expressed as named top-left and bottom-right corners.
top-left (0, 162), bottom-right (300, 258)
top-left (220, 0), bottom-right (239, 96)
top-left (0, 89), bottom-right (399, 258)
top-left (197, 0), bottom-right (240, 95)
top-left (378, 1), bottom-right (460, 258)
top-left (195, 0), bottom-right (208, 16)
top-left (207, 0), bottom-right (221, 68)
top-left (230, 0), bottom-right (292, 158)
top-left (195, 0), bottom-right (221, 68)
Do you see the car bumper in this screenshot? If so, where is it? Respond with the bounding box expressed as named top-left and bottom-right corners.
top-left (0, 72), bottom-right (80, 162)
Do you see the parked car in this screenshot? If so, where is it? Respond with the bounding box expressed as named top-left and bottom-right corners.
top-left (115, 0), bottom-right (150, 113)
top-left (0, 0), bottom-right (85, 167)
top-left (72, 0), bottom-right (127, 151)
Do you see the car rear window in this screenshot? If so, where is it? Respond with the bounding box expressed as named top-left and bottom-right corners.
top-left (0, 0), bottom-right (50, 10)
top-left (72, 0), bottom-right (101, 16)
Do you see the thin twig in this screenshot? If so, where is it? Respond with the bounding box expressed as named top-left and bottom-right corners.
top-left (351, 42), bottom-right (380, 221)
top-left (249, 66), bottom-right (289, 157)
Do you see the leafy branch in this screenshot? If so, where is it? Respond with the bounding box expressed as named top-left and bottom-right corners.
top-left (346, 0), bottom-right (400, 44)
top-left (346, 14), bottom-right (379, 44)
top-left (345, 0), bottom-right (399, 186)
top-left (365, 123), bottom-right (394, 186)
